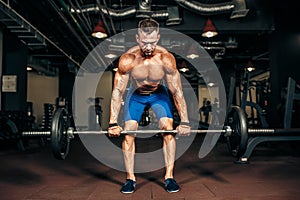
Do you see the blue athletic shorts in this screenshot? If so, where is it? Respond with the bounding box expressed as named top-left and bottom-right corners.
top-left (124, 85), bottom-right (173, 122)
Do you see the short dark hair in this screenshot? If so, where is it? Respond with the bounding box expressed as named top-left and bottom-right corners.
top-left (138, 18), bottom-right (159, 33)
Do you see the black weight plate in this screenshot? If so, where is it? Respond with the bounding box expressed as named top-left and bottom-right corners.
top-left (51, 108), bottom-right (70, 160)
top-left (226, 106), bottom-right (248, 157)
top-left (0, 117), bottom-right (18, 140)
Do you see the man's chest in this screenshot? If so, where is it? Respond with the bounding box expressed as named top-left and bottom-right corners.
top-left (131, 58), bottom-right (165, 81)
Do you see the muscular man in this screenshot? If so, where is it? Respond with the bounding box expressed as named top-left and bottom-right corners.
top-left (108, 18), bottom-right (190, 194)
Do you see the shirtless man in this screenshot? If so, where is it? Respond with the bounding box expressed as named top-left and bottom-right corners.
top-left (108, 18), bottom-right (190, 194)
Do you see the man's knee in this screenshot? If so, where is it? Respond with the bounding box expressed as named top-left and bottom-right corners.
top-left (125, 120), bottom-right (139, 130)
top-left (123, 120), bottom-right (138, 143)
top-left (124, 134), bottom-right (135, 142)
top-left (163, 133), bottom-right (175, 143)
top-left (159, 117), bottom-right (173, 129)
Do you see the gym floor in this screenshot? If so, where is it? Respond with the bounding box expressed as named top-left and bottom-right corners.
top-left (1, 134), bottom-right (300, 200)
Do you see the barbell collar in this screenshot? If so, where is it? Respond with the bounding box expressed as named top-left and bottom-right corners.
top-left (223, 126), bottom-right (233, 137)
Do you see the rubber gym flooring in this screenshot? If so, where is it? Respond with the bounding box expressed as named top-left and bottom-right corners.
top-left (1, 134), bottom-right (300, 200)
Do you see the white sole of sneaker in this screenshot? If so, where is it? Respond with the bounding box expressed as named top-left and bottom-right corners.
top-left (167, 189), bottom-right (180, 193)
top-left (121, 191), bottom-right (135, 194)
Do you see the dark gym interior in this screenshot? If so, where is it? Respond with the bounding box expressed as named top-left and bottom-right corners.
top-left (0, 0), bottom-right (300, 199)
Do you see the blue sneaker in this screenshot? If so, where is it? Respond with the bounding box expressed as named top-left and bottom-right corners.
top-left (165, 178), bottom-right (180, 193)
top-left (120, 179), bottom-right (136, 194)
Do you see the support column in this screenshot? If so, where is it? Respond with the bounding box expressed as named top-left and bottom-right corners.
top-left (1, 30), bottom-right (28, 111)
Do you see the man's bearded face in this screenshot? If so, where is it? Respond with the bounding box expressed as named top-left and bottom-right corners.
top-left (137, 30), bottom-right (159, 56)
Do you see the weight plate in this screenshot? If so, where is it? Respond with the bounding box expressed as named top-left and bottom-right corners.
top-left (0, 116), bottom-right (18, 140)
top-left (226, 106), bottom-right (248, 157)
top-left (51, 108), bottom-right (70, 160)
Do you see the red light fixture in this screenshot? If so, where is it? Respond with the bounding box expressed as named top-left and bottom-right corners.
top-left (179, 60), bottom-right (189, 72)
top-left (202, 19), bottom-right (218, 38)
top-left (186, 45), bottom-right (199, 59)
top-left (246, 60), bottom-right (255, 72)
top-left (92, 20), bottom-right (107, 39)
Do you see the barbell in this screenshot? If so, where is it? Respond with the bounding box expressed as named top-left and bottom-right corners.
top-left (21, 106), bottom-right (300, 160)
top-left (226, 106), bottom-right (300, 157)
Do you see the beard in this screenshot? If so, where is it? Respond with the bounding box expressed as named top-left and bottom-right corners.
top-left (142, 48), bottom-right (154, 57)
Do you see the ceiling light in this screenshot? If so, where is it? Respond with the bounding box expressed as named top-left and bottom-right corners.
top-left (92, 20), bottom-right (107, 39)
top-left (105, 52), bottom-right (117, 59)
top-left (202, 19), bottom-right (218, 38)
top-left (179, 60), bottom-right (189, 72)
top-left (186, 45), bottom-right (199, 59)
top-left (179, 68), bottom-right (189, 72)
top-left (246, 60), bottom-right (255, 72)
top-left (247, 67), bottom-right (255, 72)
top-left (207, 82), bottom-right (215, 87)
top-left (186, 54), bottom-right (199, 59)
top-left (27, 66), bottom-right (32, 71)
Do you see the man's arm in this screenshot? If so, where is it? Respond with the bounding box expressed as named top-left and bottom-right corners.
top-left (162, 53), bottom-right (189, 124)
top-left (109, 70), bottom-right (129, 124)
top-left (109, 54), bottom-right (133, 124)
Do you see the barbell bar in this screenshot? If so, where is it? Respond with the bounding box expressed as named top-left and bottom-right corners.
top-left (22, 107), bottom-right (230, 160)
top-left (22, 129), bottom-right (228, 136)
top-left (21, 106), bottom-right (300, 160)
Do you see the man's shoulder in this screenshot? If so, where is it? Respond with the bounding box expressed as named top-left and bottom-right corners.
top-left (118, 48), bottom-right (139, 73)
top-left (126, 46), bottom-right (140, 54)
top-left (119, 47), bottom-right (139, 61)
top-left (156, 46), bottom-right (174, 60)
top-left (156, 46), bottom-right (176, 70)
top-left (120, 52), bottom-right (135, 60)
top-left (155, 46), bottom-right (175, 62)
top-left (120, 47), bottom-right (138, 60)
top-left (156, 45), bottom-right (169, 54)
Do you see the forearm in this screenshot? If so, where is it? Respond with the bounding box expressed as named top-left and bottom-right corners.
top-left (166, 71), bottom-right (189, 123)
top-left (173, 91), bottom-right (189, 123)
top-left (109, 89), bottom-right (123, 123)
top-left (109, 72), bottom-right (129, 124)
